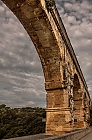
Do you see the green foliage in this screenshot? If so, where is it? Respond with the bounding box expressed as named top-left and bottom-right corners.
top-left (0, 104), bottom-right (46, 139)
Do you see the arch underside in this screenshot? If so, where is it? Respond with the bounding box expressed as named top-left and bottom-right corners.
top-left (2, 0), bottom-right (62, 86)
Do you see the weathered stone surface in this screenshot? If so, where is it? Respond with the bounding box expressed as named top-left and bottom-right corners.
top-left (1, 0), bottom-right (91, 135)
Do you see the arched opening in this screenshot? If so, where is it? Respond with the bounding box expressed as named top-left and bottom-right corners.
top-left (73, 74), bottom-right (83, 128)
top-left (0, 1), bottom-right (47, 139)
top-left (1, 0), bottom-right (63, 90)
top-left (0, 0), bottom-right (64, 136)
top-left (0, 0), bottom-right (46, 108)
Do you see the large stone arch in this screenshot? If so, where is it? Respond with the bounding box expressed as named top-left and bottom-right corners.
top-left (1, 0), bottom-right (62, 84)
top-left (1, 0), bottom-right (67, 135)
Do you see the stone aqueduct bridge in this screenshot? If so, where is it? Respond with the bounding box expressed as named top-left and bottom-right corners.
top-left (2, 0), bottom-right (91, 135)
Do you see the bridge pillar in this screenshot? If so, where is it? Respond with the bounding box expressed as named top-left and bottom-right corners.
top-left (73, 74), bottom-right (86, 129)
top-left (46, 85), bottom-right (73, 135)
top-left (83, 94), bottom-right (90, 127)
top-left (73, 89), bottom-right (86, 129)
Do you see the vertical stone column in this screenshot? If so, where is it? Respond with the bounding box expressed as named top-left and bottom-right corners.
top-left (83, 96), bottom-right (90, 127)
top-left (45, 81), bottom-right (73, 135)
top-left (73, 89), bottom-right (85, 129)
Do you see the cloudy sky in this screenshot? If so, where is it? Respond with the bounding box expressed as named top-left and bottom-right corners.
top-left (0, 0), bottom-right (92, 108)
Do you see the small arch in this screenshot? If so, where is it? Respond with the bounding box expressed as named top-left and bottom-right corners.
top-left (83, 92), bottom-right (87, 99)
top-left (73, 74), bottom-right (84, 128)
top-left (83, 92), bottom-right (87, 108)
top-left (73, 74), bottom-right (81, 100)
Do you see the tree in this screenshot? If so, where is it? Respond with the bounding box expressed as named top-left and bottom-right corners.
top-left (0, 104), bottom-right (46, 139)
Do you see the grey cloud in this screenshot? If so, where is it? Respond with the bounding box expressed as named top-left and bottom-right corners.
top-left (0, 0), bottom-right (46, 108)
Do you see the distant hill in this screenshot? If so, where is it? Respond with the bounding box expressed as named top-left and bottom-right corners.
top-left (0, 104), bottom-right (46, 139)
